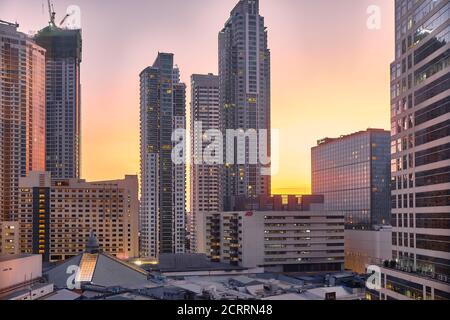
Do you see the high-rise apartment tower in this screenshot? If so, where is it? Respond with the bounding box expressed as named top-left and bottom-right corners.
top-left (189, 74), bottom-right (221, 252)
top-left (34, 24), bottom-right (82, 179)
top-left (0, 21), bottom-right (46, 228)
top-left (139, 53), bottom-right (186, 258)
top-left (219, 0), bottom-right (272, 210)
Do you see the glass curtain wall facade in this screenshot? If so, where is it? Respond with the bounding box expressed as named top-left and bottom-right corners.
top-left (390, 0), bottom-right (449, 281)
top-left (312, 129), bottom-right (391, 229)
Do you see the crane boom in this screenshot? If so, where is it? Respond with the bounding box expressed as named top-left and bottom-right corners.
top-left (47, 0), bottom-right (56, 26)
top-left (60, 14), bottom-right (70, 26)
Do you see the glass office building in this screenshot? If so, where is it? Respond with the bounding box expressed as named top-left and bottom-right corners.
top-left (390, 0), bottom-right (449, 279)
top-left (311, 129), bottom-right (391, 229)
top-left (373, 0), bottom-right (450, 300)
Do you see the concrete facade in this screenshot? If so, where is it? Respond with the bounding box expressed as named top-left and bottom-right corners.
top-left (345, 227), bottom-right (392, 274)
top-left (197, 202), bottom-right (345, 273)
top-left (219, 0), bottom-right (272, 210)
top-left (14, 171), bottom-right (139, 262)
top-left (0, 21), bottom-right (46, 223)
top-left (139, 53), bottom-right (187, 258)
top-left (190, 73), bottom-right (221, 253)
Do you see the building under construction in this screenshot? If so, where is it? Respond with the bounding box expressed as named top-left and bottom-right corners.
top-left (34, 0), bottom-right (82, 179)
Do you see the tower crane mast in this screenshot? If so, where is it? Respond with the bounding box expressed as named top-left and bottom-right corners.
top-left (47, 0), bottom-right (56, 26)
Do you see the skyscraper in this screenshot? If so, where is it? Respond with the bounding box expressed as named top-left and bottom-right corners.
top-left (189, 74), bottom-right (221, 252)
top-left (311, 129), bottom-right (391, 229)
top-left (140, 53), bottom-right (186, 258)
top-left (372, 0), bottom-right (449, 300)
top-left (0, 21), bottom-right (46, 227)
top-left (34, 24), bottom-right (82, 179)
top-left (219, 0), bottom-right (271, 210)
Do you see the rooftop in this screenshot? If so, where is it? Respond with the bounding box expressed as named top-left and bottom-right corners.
top-left (43, 289), bottom-right (80, 301)
top-left (0, 19), bottom-right (19, 28)
top-left (0, 254), bottom-right (36, 263)
top-left (0, 282), bottom-right (51, 300)
top-left (381, 261), bottom-right (450, 285)
top-left (45, 234), bottom-right (149, 289)
top-left (229, 194), bottom-right (325, 211)
top-left (315, 128), bottom-right (390, 147)
top-left (149, 254), bottom-right (246, 273)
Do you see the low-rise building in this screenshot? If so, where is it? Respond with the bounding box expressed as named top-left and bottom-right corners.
top-left (0, 254), bottom-right (53, 300)
top-left (45, 233), bottom-right (149, 289)
top-left (345, 225), bottom-right (392, 274)
top-left (197, 195), bottom-right (345, 273)
top-left (367, 264), bottom-right (450, 300)
top-left (2, 237), bottom-right (365, 301)
top-left (145, 253), bottom-right (264, 277)
top-left (14, 171), bottom-right (139, 262)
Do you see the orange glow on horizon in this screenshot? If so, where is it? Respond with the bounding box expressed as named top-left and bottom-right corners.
top-left (1, 0), bottom-right (394, 193)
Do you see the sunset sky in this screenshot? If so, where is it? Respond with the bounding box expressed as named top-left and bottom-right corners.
top-left (1, 0), bottom-right (394, 195)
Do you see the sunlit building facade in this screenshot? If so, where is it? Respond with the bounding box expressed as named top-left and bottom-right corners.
top-left (372, 0), bottom-right (450, 300)
top-left (0, 21), bottom-right (46, 232)
top-left (311, 129), bottom-right (391, 229)
top-left (15, 171), bottom-right (139, 262)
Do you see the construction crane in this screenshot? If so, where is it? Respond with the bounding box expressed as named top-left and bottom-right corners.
top-left (60, 13), bottom-right (71, 26)
top-left (47, 0), bottom-right (56, 26)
